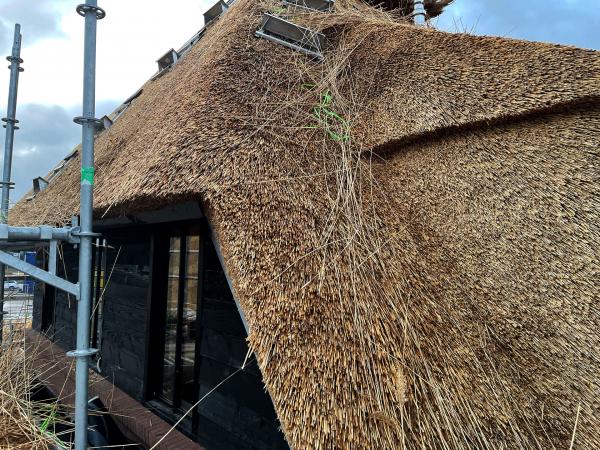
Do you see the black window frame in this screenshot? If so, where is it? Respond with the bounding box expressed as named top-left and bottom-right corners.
top-left (145, 219), bottom-right (288, 449)
top-left (148, 220), bottom-right (204, 432)
top-left (90, 237), bottom-right (108, 355)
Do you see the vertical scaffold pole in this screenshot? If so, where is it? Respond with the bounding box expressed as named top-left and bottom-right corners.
top-left (68, 2), bottom-right (105, 449)
top-left (0, 24), bottom-right (23, 346)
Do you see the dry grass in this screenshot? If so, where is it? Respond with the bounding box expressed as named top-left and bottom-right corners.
top-left (0, 341), bottom-right (58, 449)
top-left (1, 320), bottom-right (30, 345)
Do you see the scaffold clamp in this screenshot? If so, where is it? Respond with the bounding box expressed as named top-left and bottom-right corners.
top-left (76, 4), bottom-right (106, 19)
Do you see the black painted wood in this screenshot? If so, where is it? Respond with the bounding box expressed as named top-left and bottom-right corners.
top-left (33, 250), bottom-right (45, 332)
top-left (97, 229), bottom-right (152, 401)
top-left (192, 234), bottom-right (288, 450)
top-left (49, 244), bottom-right (79, 349)
top-left (146, 227), bottom-right (170, 401)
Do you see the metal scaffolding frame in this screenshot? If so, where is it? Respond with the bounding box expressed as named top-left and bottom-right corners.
top-left (0, 23), bottom-right (23, 345)
top-left (0, 2), bottom-right (104, 449)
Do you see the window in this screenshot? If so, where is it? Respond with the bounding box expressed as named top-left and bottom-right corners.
top-left (158, 224), bottom-right (201, 411)
top-left (156, 49), bottom-right (178, 71)
top-left (151, 221), bottom-right (289, 449)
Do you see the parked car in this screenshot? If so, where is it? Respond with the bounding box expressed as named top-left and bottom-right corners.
top-left (3, 280), bottom-right (23, 292)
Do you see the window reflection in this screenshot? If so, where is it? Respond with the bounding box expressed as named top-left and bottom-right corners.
top-left (181, 231), bottom-right (200, 408)
top-left (161, 236), bottom-right (181, 404)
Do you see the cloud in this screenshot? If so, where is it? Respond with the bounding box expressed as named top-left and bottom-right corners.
top-left (0, 1), bottom-right (69, 51)
top-left (0, 98), bottom-right (122, 205)
top-left (0, 103), bottom-right (78, 204)
top-left (0, 20), bottom-right (7, 53)
top-left (435, 0), bottom-right (600, 50)
top-left (96, 99), bottom-right (121, 119)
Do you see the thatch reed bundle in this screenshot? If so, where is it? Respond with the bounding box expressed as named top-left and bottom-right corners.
top-left (0, 341), bottom-right (56, 449)
top-left (9, 0), bottom-right (600, 448)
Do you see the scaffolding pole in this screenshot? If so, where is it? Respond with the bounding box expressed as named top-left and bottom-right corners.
top-left (67, 2), bottom-right (105, 449)
top-left (0, 24), bottom-right (23, 345)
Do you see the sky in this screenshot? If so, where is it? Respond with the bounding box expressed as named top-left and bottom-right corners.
top-left (0, 0), bottom-right (598, 204)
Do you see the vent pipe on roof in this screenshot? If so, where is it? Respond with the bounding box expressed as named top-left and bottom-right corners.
top-left (413, 0), bottom-right (426, 25)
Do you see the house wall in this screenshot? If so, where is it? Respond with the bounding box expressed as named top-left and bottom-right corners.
top-left (98, 230), bottom-right (152, 399)
top-left (52, 245), bottom-right (78, 349)
top-left (194, 239), bottom-right (287, 450)
top-left (26, 329), bottom-right (202, 450)
top-left (33, 229), bottom-right (152, 401)
top-left (32, 219), bottom-right (288, 450)
top-left (31, 250), bottom-right (44, 331)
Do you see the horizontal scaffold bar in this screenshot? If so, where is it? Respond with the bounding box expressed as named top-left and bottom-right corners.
top-left (0, 249), bottom-right (79, 296)
top-left (0, 224), bottom-right (80, 243)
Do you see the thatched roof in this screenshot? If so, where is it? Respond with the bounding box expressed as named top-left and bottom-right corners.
top-left (11, 0), bottom-right (600, 448)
